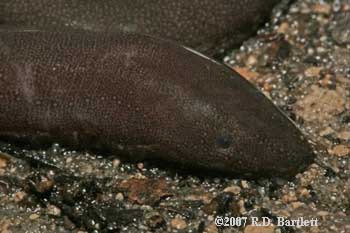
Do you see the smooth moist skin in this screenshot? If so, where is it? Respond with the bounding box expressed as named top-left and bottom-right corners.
top-left (0, 31), bottom-right (314, 178)
top-left (0, 0), bottom-right (281, 56)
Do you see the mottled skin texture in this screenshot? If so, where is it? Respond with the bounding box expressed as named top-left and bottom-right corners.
top-left (0, 31), bottom-right (314, 178)
top-left (0, 0), bottom-right (280, 56)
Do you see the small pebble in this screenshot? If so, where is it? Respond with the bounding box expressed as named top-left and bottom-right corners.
top-left (297, 188), bottom-right (311, 198)
top-left (170, 216), bottom-right (187, 230)
top-left (329, 145), bottom-right (350, 156)
top-left (337, 131), bottom-right (350, 140)
top-left (237, 199), bottom-right (247, 215)
top-left (317, 211), bottom-right (330, 216)
top-left (112, 159), bottom-right (121, 167)
top-left (310, 226), bottom-right (320, 233)
top-left (29, 214), bottom-right (40, 220)
top-left (205, 223), bottom-right (218, 233)
top-left (146, 212), bottom-right (164, 229)
top-left (47, 205), bottom-right (61, 216)
top-left (244, 225), bottom-right (275, 233)
top-left (65, 157), bottom-right (73, 163)
top-left (81, 164), bottom-right (93, 173)
top-left (13, 191), bottom-right (26, 203)
top-left (277, 22), bottom-right (289, 34)
top-left (35, 178), bottom-right (54, 193)
top-left (319, 127), bottom-right (335, 136)
top-left (282, 192), bottom-right (297, 203)
top-left (223, 185), bottom-right (241, 195)
top-left (241, 180), bottom-right (249, 189)
top-left (115, 192), bottom-right (124, 201)
top-left (313, 3), bottom-right (331, 15)
top-left (0, 219), bottom-right (11, 233)
top-left (290, 201), bottom-right (305, 209)
top-left (295, 85), bottom-right (346, 122)
top-left (246, 55), bottom-right (258, 67)
top-left (185, 193), bottom-right (212, 204)
top-left (0, 156), bottom-right (8, 169)
top-left (234, 67), bottom-right (260, 82)
top-left (304, 66), bottom-right (322, 77)
top-left (137, 163), bottom-right (144, 170)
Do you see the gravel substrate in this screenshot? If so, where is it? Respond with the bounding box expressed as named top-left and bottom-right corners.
top-left (0, 0), bottom-right (349, 232)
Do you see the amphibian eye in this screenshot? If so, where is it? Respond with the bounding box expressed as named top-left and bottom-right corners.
top-left (216, 135), bottom-right (233, 149)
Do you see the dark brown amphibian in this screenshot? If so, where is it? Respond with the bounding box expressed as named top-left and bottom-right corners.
top-left (0, 0), bottom-right (281, 57)
top-left (0, 31), bottom-right (314, 178)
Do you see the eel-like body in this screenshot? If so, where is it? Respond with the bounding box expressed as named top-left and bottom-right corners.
top-left (0, 31), bottom-right (314, 178)
top-left (0, 0), bottom-right (281, 57)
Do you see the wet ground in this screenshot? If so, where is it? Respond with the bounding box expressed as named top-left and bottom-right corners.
top-left (0, 0), bottom-right (349, 232)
